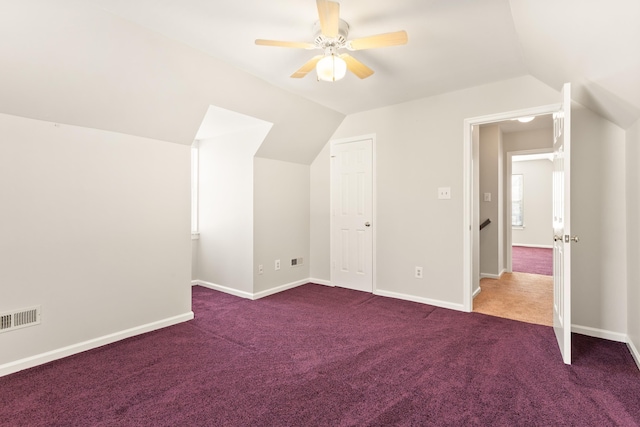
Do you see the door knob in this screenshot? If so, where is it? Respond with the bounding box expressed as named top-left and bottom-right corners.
top-left (570, 235), bottom-right (580, 243)
top-left (554, 235), bottom-right (562, 241)
top-left (365, 222), bottom-right (371, 227)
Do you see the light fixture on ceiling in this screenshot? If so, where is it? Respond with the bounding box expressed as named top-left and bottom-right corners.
top-left (517, 116), bottom-right (535, 123)
top-left (316, 51), bottom-right (347, 82)
top-left (255, 1), bottom-right (408, 81)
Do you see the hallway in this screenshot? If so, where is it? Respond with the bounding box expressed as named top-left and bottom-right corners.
top-left (473, 272), bottom-right (553, 326)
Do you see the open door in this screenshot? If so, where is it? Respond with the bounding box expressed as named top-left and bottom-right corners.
top-left (552, 83), bottom-right (574, 364)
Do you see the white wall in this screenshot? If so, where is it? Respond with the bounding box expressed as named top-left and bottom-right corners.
top-left (310, 76), bottom-right (628, 336)
top-left (254, 158), bottom-right (310, 293)
top-left (626, 119), bottom-right (640, 360)
top-left (312, 76), bottom-right (561, 306)
top-left (479, 125), bottom-right (502, 277)
top-left (0, 113), bottom-right (192, 373)
top-left (571, 106), bottom-right (627, 336)
top-left (310, 143), bottom-right (331, 282)
top-left (503, 128), bottom-right (553, 153)
top-left (195, 126), bottom-right (270, 294)
top-left (511, 159), bottom-right (553, 247)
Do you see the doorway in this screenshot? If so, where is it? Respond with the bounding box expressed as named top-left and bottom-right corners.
top-left (464, 83), bottom-right (573, 364)
top-left (462, 104), bottom-right (561, 313)
top-left (474, 121), bottom-right (554, 326)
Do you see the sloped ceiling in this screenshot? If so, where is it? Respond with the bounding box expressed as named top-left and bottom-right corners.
top-left (84, 0), bottom-right (640, 129)
top-left (510, 0), bottom-right (640, 129)
top-left (0, 0), bottom-right (638, 165)
top-left (0, 0), bottom-right (344, 164)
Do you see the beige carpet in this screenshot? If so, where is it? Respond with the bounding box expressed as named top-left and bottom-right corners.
top-left (473, 272), bottom-right (553, 327)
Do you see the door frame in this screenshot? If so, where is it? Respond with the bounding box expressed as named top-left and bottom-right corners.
top-left (506, 148), bottom-right (554, 272)
top-left (463, 105), bottom-right (560, 312)
top-left (329, 134), bottom-right (377, 293)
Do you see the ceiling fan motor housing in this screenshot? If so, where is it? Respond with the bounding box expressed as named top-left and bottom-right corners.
top-left (313, 19), bottom-right (349, 50)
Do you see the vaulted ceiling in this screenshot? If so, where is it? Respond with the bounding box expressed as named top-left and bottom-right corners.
top-left (0, 0), bottom-right (638, 165)
top-left (84, 0), bottom-right (640, 128)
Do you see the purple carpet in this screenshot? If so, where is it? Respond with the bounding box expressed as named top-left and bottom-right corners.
top-left (512, 245), bottom-right (553, 276)
top-left (1, 284), bottom-right (639, 426)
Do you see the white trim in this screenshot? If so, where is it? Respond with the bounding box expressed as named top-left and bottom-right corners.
top-left (627, 338), bottom-right (640, 371)
top-left (571, 324), bottom-right (627, 343)
top-left (375, 289), bottom-right (465, 312)
top-left (193, 280), bottom-right (254, 299)
top-left (512, 244), bottom-right (553, 249)
top-left (193, 279), bottom-right (309, 300)
top-left (252, 279), bottom-right (308, 300)
top-left (0, 312), bottom-right (194, 378)
top-left (309, 278), bottom-right (333, 287)
top-left (480, 269), bottom-right (506, 279)
top-left (473, 287), bottom-right (482, 299)
top-left (463, 104), bottom-right (561, 313)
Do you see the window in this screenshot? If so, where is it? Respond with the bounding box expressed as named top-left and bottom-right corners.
top-left (191, 140), bottom-right (199, 236)
top-left (512, 174), bottom-right (523, 227)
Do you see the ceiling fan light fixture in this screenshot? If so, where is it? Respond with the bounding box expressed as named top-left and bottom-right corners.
top-left (316, 54), bottom-right (347, 82)
top-left (517, 116), bottom-right (535, 123)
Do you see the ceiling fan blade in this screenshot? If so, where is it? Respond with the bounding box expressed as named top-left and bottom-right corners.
top-left (317, 0), bottom-right (340, 38)
top-left (348, 30), bottom-right (408, 50)
top-left (255, 39), bottom-right (315, 49)
top-left (290, 55), bottom-right (324, 78)
top-left (340, 54), bottom-right (374, 79)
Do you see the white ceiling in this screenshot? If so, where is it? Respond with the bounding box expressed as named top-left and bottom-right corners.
top-left (84, 0), bottom-right (640, 128)
top-left (482, 113), bottom-right (553, 134)
top-left (195, 105), bottom-right (273, 140)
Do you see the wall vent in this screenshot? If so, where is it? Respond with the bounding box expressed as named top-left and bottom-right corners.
top-left (0, 306), bottom-right (41, 334)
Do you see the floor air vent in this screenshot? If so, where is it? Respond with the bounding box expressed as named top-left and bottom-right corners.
top-left (0, 306), bottom-right (41, 333)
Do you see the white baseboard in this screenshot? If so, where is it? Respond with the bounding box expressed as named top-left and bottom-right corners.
top-left (512, 244), bottom-right (553, 249)
top-left (309, 278), bottom-right (333, 287)
top-left (252, 279), bottom-right (309, 300)
top-left (571, 324), bottom-right (627, 343)
top-left (193, 279), bottom-right (310, 300)
top-left (193, 280), bottom-right (254, 299)
top-left (480, 271), bottom-right (503, 279)
top-left (473, 287), bottom-right (482, 299)
top-left (0, 311), bottom-right (194, 378)
top-left (627, 338), bottom-right (640, 371)
top-left (374, 289), bottom-right (465, 312)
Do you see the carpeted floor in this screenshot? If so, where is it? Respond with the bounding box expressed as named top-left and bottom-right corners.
top-left (512, 245), bottom-right (553, 276)
top-left (1, 284), bottom-right (639, 426)
top-left (474, 272), bottom-right (553, 326)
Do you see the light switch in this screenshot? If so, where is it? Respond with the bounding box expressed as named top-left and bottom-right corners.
top-left (484, 193), bottom-right (492, 202)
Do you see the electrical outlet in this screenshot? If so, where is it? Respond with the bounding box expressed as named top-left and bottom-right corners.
top-left (415, 266), bottom-right (423, 279)
top-left (275, 259), bottom-right (280, 270)
top-left (258, 264), bottom-right (263, 275)
top-left (438, 187), bottom-right (451, 199)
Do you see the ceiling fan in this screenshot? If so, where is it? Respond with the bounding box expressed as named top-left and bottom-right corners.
top-left (255, 0), bottom-right (408, 82)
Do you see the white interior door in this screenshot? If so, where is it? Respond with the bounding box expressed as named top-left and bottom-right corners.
top-left (553, 83), bottom-right (572, 364)
top-left (331, 138), bottom-right (373, 292)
